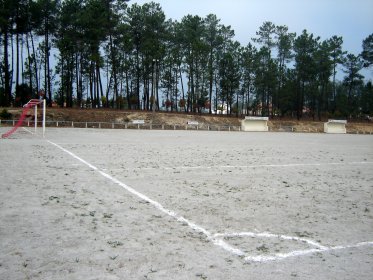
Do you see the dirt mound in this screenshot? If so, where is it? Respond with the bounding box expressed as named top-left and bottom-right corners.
top-left (2, 108), bottom-right (373, 134)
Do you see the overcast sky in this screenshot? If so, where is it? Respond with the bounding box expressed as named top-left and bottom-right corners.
top-left (130, 0), bottom-right (373, 57)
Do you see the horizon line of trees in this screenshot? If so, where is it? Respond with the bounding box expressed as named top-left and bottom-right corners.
top-left (1, 0), bottom-right (373, 120)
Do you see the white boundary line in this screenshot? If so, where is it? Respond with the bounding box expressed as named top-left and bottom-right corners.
top-left (22, 127), bottom-right (36, 135)
top-left (121, 161), bottom-right (373, 172)
top-left (42, 138), bottom-right (373, 263)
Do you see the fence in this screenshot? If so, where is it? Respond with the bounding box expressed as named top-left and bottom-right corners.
top-left (0, 119), bottom-right (242, 132)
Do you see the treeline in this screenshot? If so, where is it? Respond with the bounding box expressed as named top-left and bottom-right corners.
top-left (1, 0), bottom-right (372, 119)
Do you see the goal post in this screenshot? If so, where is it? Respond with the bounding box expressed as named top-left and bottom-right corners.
top-left (33, 98), bottom-right (46, 137)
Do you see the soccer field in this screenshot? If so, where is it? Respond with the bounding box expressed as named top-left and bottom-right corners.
top-left (1, 127), bottom-right (372, 279)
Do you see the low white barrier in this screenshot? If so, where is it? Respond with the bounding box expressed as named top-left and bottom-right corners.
top-left (132, 120), bottom-right (145, 124)
top-left (324, 119), bottom-right (347, 134)
top-left (186, 121), bottom-right (199, 130)
top-left (132, 119), bottom-right (145, 129)
top-left (241, 116), bottom-right (269, 132)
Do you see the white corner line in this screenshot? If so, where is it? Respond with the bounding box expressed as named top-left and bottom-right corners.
top-left (213, 232), bottom-right (373, 263)
top-left (213, 232), bottom-right (328, 250)
top-left (243, 241), bottom-right (373, 263)
top-left (43, 137), bottom-right (373, 264)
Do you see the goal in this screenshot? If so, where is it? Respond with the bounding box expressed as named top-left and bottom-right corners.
top-left (1, 99), bottom-right (46, 138)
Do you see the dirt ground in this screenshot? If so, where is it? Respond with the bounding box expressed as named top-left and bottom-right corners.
top-left (2, 107), bottom-right (373, 134)
top-left (0, 128), bottom-right (372, 279)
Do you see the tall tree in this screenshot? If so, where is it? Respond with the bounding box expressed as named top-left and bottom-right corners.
top-left (328, 36), bottom-right (345, 111)
top-left (104, 0), bottom-right (129, 108)
top-left (141, 2), bottom-right (166, 110)
top-left (126, 2), bottom-right (166, 110)
top-left (219, 41), bottom-right (241, 115)
top-left (252, 21), bottom-right (277, 116)
top-left (241, 43), bottom-right (257, 115)
top-left (274, 25), bottom-right (295, 115)
top-left (214, 24), bottom-right (235, 113)
top-left (34, 0), bottom-right (60, 104)
top-left (14, 0), bottom-right (30, 95)
top-left (0, 0), bottom-right (16, 106)
top-left (204, 14), bottom-right (223, 113)
top-left (254, 47), bottom-right (278, 116)
top-left (313, 40), bottom-right (333, 119)
top-left (252, 21), bottom-right (276, 51)
top-left (294, 30), bottom-right (319, 119)
top-left (179, 15), bottom-right (208, 112)
top-left (342, 53), bottom-right (364, 115)
top-left (81, 0), bottom-right (111, 108)
top-left (361, 33), bottom-right (373, 68)
top-left (360, 81), bottom-right (373, 115)
top-left (55, 0), bottom-right (83, 107)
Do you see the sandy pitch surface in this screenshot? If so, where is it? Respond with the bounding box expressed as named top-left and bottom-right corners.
top-left (0, 127), bottom-right (373, 279)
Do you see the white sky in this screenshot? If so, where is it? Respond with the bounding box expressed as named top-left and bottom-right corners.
top-left (130, 0), bottom-right (373, 56)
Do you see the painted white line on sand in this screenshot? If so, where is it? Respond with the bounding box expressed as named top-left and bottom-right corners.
top-left (124, 161), bottom-right (373, 172)
top-left (244, 241), bottom-right (373, 263)
top-left (213, 232), bottom-right (328, 250)
top-left (45, 138), bottom-right (373, 263)
top-left (214, 231), bottom-right (373, 263)
top-left (22, 127), bottom-right (35, 135)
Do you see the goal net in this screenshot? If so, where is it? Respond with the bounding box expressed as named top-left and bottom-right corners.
top-left (1, 99), bottom-right (46, 138)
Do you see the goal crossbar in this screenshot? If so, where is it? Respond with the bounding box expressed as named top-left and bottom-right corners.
top-left (23, 99), bottom-right (44, 107)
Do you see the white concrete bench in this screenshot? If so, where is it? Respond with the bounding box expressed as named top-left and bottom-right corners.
top-left (241, 116), bottom-right (269, 132)
top-left (324, 119), bottom-right (347, 134)
top-left (187, 121), bottom-right (199, 126)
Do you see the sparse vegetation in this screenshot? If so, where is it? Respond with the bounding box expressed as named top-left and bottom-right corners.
top-left (107, 241), bottom-right (123, 248)
top-left (0, 109), bottom-right (12, 120)
top-left (256, 244), bottom-right (270, 253)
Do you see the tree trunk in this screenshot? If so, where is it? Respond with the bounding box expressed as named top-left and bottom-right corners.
top-left (125, 70), bottom-right (130, 109)
top-left (16, 32), bottom-right (20, 93)
top-left (174, 69), bottom-right (178, 112)
top-left (236, 89), bottom-right (239, 117)
top-left (89, 62), bottom-right (94, 107)
top-left (10, 33), bottom-right (14, 96)
top-left (44, 25), bottom-right (48, 101)
top-left (109, 35), bottom-right (119, 109)
top-left (30, 31), bottom-right (39, 94)
top-left (179, 65), bottom-right (186, 112)
top-left (26, 33), bottom-right (33, 95)
top-left (3, 31), bottom-right (11, 106)
top-left (208, 50), bottom-right (213, 114)
top-left (156, 62), bottom-right (159, 110)
top-left (97, 63), bottom-right (104, 107)
top-left (60, 59), bottom-right (64, 107)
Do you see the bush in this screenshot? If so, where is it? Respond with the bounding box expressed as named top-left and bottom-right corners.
top-left (0, 109), bottom-right (12, 120)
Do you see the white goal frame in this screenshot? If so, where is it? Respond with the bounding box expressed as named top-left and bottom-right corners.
top-left (24, 99), bottom-right (46, 137)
